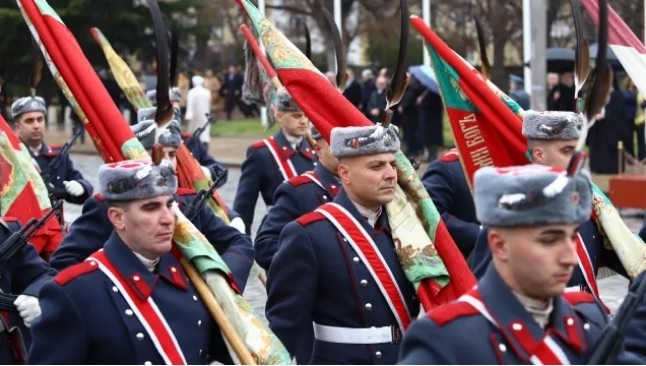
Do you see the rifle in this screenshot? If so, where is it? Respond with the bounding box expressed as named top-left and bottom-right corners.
top-left (183, 165), bottom-right (228, 222)
top-left (186, 113), bottom-right (214, 152)
top-left (41, 127), bottom-right (83, 198)
top-left (0, 199), bottom-right (64, 311)
top-left (587, 275), bottom-right (646, 364)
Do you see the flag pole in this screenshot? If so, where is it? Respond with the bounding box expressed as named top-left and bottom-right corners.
top-left (334, 0), bottom-right (342, 70)
top-left (522, 0), bottom-right (532, 95)
top-left (258, 0), bottom-right (268, 129)
top-left (423, 0), bottom-right (431, 67)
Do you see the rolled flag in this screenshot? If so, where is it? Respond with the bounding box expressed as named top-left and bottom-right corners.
top-left (236, 0), bottom-right (476, 309)
top-left (0, 114), bottom-right (62, 255)
top-left (90, 27), bottom-right (151, 111)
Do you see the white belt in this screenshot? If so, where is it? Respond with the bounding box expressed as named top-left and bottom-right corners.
top-left (313, 323), bottom-right (401, 344)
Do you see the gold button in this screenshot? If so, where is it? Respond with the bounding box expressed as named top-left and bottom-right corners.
top-left (136, 332), bottom-right (145, 341)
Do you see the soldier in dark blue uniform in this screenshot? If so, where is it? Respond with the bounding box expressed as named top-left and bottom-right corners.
top-left (399, 164), bottom-right (610, 364)
top-left (0, 216), bottom-right (57, 364)
top-left (28, 160), bottom-right (234, 364)
top-left (11, 96), bottom-right (93, 204)
top-left (470, 111), bottom-right (627, 299)
top-left (266, 125), bottom-right (419, 364)
top-left (233, 87), bottom-right (317, 234)
top-left (421, 148), bottom-right (480, 257)
top-left (254, 126), bottom-right (340, 364)
top-left (255, 126), bottom-right (340, 271)
top-left (49, 118), bottom-right (252, 290)
top-left (619, 270), bottom-right (646, 363)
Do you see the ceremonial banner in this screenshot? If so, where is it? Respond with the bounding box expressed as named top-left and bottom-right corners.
top-left (411, 16), bottom-right (646, 280)
top-left (90, 27), bottom-right (230, 222)
top-left (581, 0), bottom-right (646, 101)
top-left (0, 115), bottom-right (62, 255)
top-left (18, 1), bottom-right (290, 362)
top-left (236, 0), bottom-right (476, 310)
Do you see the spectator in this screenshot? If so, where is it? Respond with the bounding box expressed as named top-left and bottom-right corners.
top-left (342, 68), bottom-right (362, 108)
top-left (185, 75), bottom-right (212, 150)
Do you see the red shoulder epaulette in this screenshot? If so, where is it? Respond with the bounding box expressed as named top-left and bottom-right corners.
top-left (48, 144), bottom-right (62, 150)
top-left (176, 187), bottom-right (198, 196)
top-left (439, 149), bottom-right (459, 163)
top-left (53, 261), bottom-right (100, 286)
top-left (427, 301), bottom-right (480, 327)
top-left (251, 140), bottom-right (267, 150)
top-left (94, 193), bottom-right (104, 202)
top-left (2, 217), bottom-right (19, 223)
top-left (296, 211), bottom-right (326, 226)
top-left (562, 291), bottom-right (596, 306)
top-left (181, 132), bottom-right (191, 139)
top-left (288, 174), bottom-right (315, 187)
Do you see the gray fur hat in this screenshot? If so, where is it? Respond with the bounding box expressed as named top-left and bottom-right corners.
top-left (130, 120), bottom-right (182, 150)
top-left (474, 164), bottom-right (591, 227)
top-left (330, 124), bottom-right (400, 158)
top-left (273, 87), bottom-right (301, 113)
top-left (137, 106), bottom-right (182, 125)
top-left (146, 90), bottom-right (157, 106)
top-left (311, 125), bottom-right (322, 140)
top-left (98, 160), bottom-right (177, 201)
top-left (522, 110), bottom-right (583, 140)
top-left (11, 96), bottom-right (47, 119)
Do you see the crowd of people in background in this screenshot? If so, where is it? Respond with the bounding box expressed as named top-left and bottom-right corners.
top-left (1, 65), bottom-right (645, 170)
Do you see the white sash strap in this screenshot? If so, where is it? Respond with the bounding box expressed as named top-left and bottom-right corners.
top-left (313, 323), bottom-right (400, 344)
top-left (88, 251), bottom-right (187, 365)
top-left (459, 293), bottom-right (571, 365)
top-left (263, 137), bottom-right (298, 182)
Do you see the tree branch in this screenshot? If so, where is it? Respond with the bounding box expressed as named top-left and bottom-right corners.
top-left (265, 4), bottom-right (313, 17)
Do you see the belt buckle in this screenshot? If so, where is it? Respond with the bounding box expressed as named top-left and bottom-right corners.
top-left (390, 326), bottom-right (402, 344)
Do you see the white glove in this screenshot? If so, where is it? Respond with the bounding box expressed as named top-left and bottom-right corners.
top-left (201, 165), bottom-right (212, 179)
top-left (63, 180), bottom-right (84, 196)
top-left (14, 295), bottom-right (41, 328)
top-left (229, 217), bottom-right (246, 234)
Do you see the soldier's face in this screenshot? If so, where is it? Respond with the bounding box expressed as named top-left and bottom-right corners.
top-left (489, 223), bottom-right (579, 298)
top-left (108, 195), bottom-right (176, 259)
top-left (338, 153), bottom-right (397, 209)
top-left (277, 111), bottom-right (309, 137)
top-left (314, 139), bottom-right (339, 173)
top-left (146, 147), bottom-right (178, 170)
top-left (15, 111), bottom-right (45, 145)
top-left (530, 139), bottom-right (577, 170)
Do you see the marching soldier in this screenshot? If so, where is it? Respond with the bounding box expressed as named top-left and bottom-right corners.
top-left (254, 125), bottom-right (340, 364)
top-left (618, 271), bottom-right (646, 362)
top-left (399, 164), bottom-right (609, 364)
top-left (28, 160), bottom-right (234, 364)
top-left (0, 216), bottom-right (57, 364)
top-left (49, 118), bottom-right (252, 290)
top-left (233, 87), bottom-right (317, 234)
top-left (470, 111), bottom-right (627, 299)
top-left (266, 125), bottom-right (419, 364)
top-left (11, 96), bottom-right (93, 204)
top-left (255, 126), bottom-right (340, 271)
top-left (421, 148), bottom-right (480, 258)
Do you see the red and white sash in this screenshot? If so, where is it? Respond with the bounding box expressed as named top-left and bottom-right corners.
top-left (263, 137), bottom-right (298, 181)
top-left (573, 234), bottom-right (600, 301)
top-left (315, 203), bottom-right (412, 330)
top-left (459, 290), bottom-right (572, 365)
top-left (88, 251), bottom-right (187, 365)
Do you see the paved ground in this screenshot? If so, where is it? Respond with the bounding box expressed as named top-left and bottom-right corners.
top-left (64, 153), bottom-right (642, 320)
